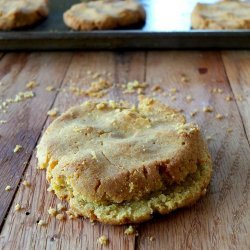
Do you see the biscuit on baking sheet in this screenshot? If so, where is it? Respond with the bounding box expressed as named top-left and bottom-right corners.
top-left (63, 0), bottom-right (146, 31)
top-left (37, 96), bottom-right (212, 224)
top-left (191, 1), bottom-right (250, 30)
top-left (0, 0), bottom-right (49, 30)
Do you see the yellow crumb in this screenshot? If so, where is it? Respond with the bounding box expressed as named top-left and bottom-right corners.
top-left (206, 136), bottom-right (212, 141)
top-left (149, 236), bottom-right (155, 241)
top-left (46, 86), bottom-right (55, 92)
top-left (66, 210), bottom-right (78, 219)
top-left (225, 95), bottom-right (233, 101)
top-left (14, 91), bottom-right (34, 102)
top-left (236, 94), bottom-right (244, 101)
top-left (123, 80), bottom-right (147, 94)
top-left (48, 207), bottom-right (57, 217)
top-left (186, 95), bottom-right (193, 102)
top-left (26, 81), bottom-right (38, 89)
top-left (124, 225), bottom-right (136, 235)
top-left (15, 203), bottom-right (21, 211)
top-left (37, 220), bottom-right (47, 226)
top-left (96, 102), bottom-right (107, 110)
top-left (215, 113), bottom-right (224, 120)
top-left (171, 96), bottom-right (176, 101)
top-left (97, 235), bottom-right (109, 246)
top-left (0, 120), bottom-right (7, 124)
top-left (203, 106), bottom-right (213, 113)
top-left (190, 109), bottom-right (198, 117)
top-left (170, 88), bottom-right (177, 93)
top-left (47, 108), bottom-right (58, 117)
top-left (5, 185), bottom-right (11, 191)
top-left (56, 213), bottom-right (65, 220)
top-left (227, 128), bottom-right (233, 133)
top-left (181, 74), bottom-right (189, 83)
top-left (22, 180), bottom-right (31, 187)
top-left (57, 203), bottom-right (66, 212)
top-left (151, 85), bottom-right (163, 92)
top-left (47, 186), bottom-right (53, 192)
top-left (13, 144), bottom-right (22, 153)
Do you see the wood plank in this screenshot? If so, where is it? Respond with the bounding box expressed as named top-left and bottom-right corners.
top-left (222, 51), bottom-right (250, 143)
top-left (0, 53), bottom-right (73, 227)
top-left (0, 52), bottom-right (146, 250)
top-left (134, 51), bottom-right (250, 250)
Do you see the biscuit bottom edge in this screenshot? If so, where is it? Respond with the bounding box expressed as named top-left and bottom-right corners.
top-left (69, 152), bottom-right (212, 225)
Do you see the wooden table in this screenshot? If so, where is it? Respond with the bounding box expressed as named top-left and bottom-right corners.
top-left (0, 51), bottom-right (249, 250)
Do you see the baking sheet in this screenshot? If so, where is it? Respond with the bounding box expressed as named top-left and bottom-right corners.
top-left (0, 0), bottom-right (250, 50)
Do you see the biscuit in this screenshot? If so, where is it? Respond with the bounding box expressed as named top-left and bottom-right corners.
top-left (63, 0), bottom-right (146, 31)
top-left (37, 96), bottom-right (212, 224)
top-left (191, 1), bottom-right (250, 30)
top-left (0, 0), bottom-right (49, 30)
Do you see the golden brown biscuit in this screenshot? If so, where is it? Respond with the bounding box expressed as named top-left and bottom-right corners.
top-left (63, 0), bottom-right (146, 31)
top-left (0, 0), bottom-right (49, 30)
top-left (37, 96), bottom-right (212, 224)
top-left (191, 1), bottom-right (250, 30)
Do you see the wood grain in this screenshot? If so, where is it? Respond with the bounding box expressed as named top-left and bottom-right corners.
top-left (0, 53), bottom-right (73, 227)
top-left (0, 51), bottom-right (249, 250)
top-left (222, 51), bottom-right (250, 143)
top-left (0, 52), bottom-right (146, 250)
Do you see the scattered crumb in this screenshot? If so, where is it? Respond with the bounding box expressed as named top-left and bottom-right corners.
top-left (26, 81), bottom-right (38, 89)
top-left (225, 95), bottom-right (233, 101)
top-left (149, 236), bottom-right (155, 241)
top-left (13, 91), bottom-right (35, 102)
top-left (151, 85), bottom-right (163, 93)
top-left (87, 79), bottom-right (112, 97)
top-left (236, 94), bottom-right (244, 101)
top-left (97, 235), bottom-right (109, 246)
top-left (181, 74), bottom-right (189, 83)
top-left (190, 109), bottom-right (198, 117)
top-left (22, 180), bottom-right (31, 187)
top-left (57, 203), bottom-right (66, 212)
top-left (66, 210), bottom-right (78, 219)
top-left (0, 120), bottom-right (7, 124)
top-left (15, 203), bottom-right (21, 211)
top-left (13, 144), bottom-right (22, 153)
top-left (48, 207), bottom-right (57, 217)
top-left (206, 135), bottom-right (212, 141)
top-left (123, 80), bottom-right (147, 94)
top-left (56, 213), bottom-right (65, 220)
top-left (46, 85), bottom-right (55, 92)
top-left (5, 185), bottom-right (11, 191)
top-left (37, 220), bottom-right (47, 227)
top-left (227, 128), bottom-right (233, 133)
top-left (170, 87), bottom-right (177, 94)
top-left (171, 96), bottom-right (176, 101)
top-left (47, 108), bottom-right (58, 117)
top-left (211, 88), bottom-right (223, 94)
top-left (47, 186), bottom-right (53, 192)
top-left (186, 95), bottom-right (193, 102)
top-left (96, 102), bottom-right (107, 110)
top-left (203, 106), bottom-right (213, 113)
top-left (87, 70), bottom-right (92, 75)
top-left (215, 113), bottom-right (224, 120)
top-left (124, 225), bottom-right (136, 235)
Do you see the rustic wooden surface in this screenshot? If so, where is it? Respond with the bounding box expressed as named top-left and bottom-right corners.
top-left (0, 51), bottom-right (249, 250)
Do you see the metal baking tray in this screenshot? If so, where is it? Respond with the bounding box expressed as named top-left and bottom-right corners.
top-left (0, 0), bottom-right (250, 50)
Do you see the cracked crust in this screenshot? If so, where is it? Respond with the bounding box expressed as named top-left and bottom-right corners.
top-left (0, 0), bottom-right (49, 30)
top-left (63, 0), bottom-right (146, 31)
top-left (37, 97), bottom-right (212, 224)
top-left (191, 1), bottom-right (250, 30)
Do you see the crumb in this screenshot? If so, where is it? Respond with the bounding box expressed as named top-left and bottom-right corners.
top-left (97, 235), bottom-right (109, 246)
top-left (149, 236), bottom-right (155, 241)
top-left (13, 144), bottom-right (22, 153)
top-left (225, 95), bottom-right (233, 101)
top-left (170, 87), bottom-right (177, 94)
top-left (92, 72), bottom-right (100, 79)
top-left (203, 106), bottom-right (213, 113)
top-left (37, 220), bottom-right (47, 226)
top-left (47, 186), bottom-right (53, 192)
top-left (206, 135), bottom-right (212, 141)
top-left (227, 128), bottom-right (233, 133)
top-left (0, 120), bottom-right (7, 124)
top-left (57, 203), bottom-right (66, 212)
top-left (15, 203), bottom-right (21, 211)
top-left (87, 70), bottom-right (92, 75)
top-left (56, 213), bottom-right (65, 220)
top-left (123, 80), bottom-right (147, 94)
top-left (190, 109), bottom-right (198, 117)
top-left (151, 85), bottom-right (163, 92)
top-left (48, 207), bottom-right (57, 217)
top-left (186, 95), bottom-right (193, 102)
top-left (26, 81), bottom-right (38, 89)
top-left (46, 86), bottom-right (55, 92)
top-left (96, 102), bottom-right (107, 110)
top-left (5, 185), bottom-right (11, 191)
top-left (181, 74), bottom-right (189, 83)
top-left (47, 108), bottom-right (58, 117)
top-left (236, 94), bottom-right (244, 101)
top-left (66, 210), bottom-right (78, 219)
top-left (215, 113), bottom-right (224, 120)
top-left (14, 91), bottom-right (34, 102)
top-left (22, 180), bottom-right (31, 187)
top-left (124, 225), bottom-right (136, 235)
top-left (171, 96), bottom-right (176, 101)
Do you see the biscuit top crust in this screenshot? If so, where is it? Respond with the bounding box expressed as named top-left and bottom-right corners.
top-left (192, 1), bottom-right (250, 29)
top-left (64, 0), bottom-right (145, 25)
top-left (37, 96), bottom-right (205, 204)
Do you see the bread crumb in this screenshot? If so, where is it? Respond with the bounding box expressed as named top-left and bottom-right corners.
top-left (56, 213), bottom-right (65, 220)
top-left (37, 220), bottom-right (47, 226)
top-left (0, 120), bottom-right (7, 124)
top-left (96, 102), bottom-right (107, 110)
top-left (123, 80), bottom-right (147, 94)
top-left (14, 91), bottom-right (34, 102)
top-left (151, 85), bottom-right (163, 93)
top-left (57, 203), bottom-right (66, 212)
top-left (48, 207), bottom-right (57, 217)
top-left (170, 88), bottom-right (177, 94)
top-left (46, 86), bottom-right (55, 92)
top-left (22, 180), bottom-right (31, 187)
top-left (225, 95), bottom-right (233, 101)
top-left (215, 113), bottom-right (224, 120)
top-left (186, 95), bottom-right (193, 102)
top-left (171, 96), bottom-right (176, 101)
top-left (97, 235), bottom-right (109, 246)
top-left (13, 144), bottom-right (22, 153)
top-left (206, 135), bottom-right (212, 141)
top-left (66, 210), bottom-right (78, 219)
top-left (47, 108), bottom-right (58, 117)
top-left (227, 128), bottom-right (233, 133)
top-left (5, 185), bottom-right (11, 191)
top-left (181, 74), bottom-right (189, 83)
top-left (47, 186), bottom-right (53, 192)
top-left (236, 94), bottom-right (244, 101)
top-left (190, 109), bottom-right (198, 117)
top-left (26, 81), bottom-right (38, 89)
top-left (203, 106), bottom-right (213, 113)
top-left (149, 236), bottom-right (155, 241)
top-left (124, 225), bottom-right (136, 235)
top-left (15, 203), bottom-right (21, 211)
